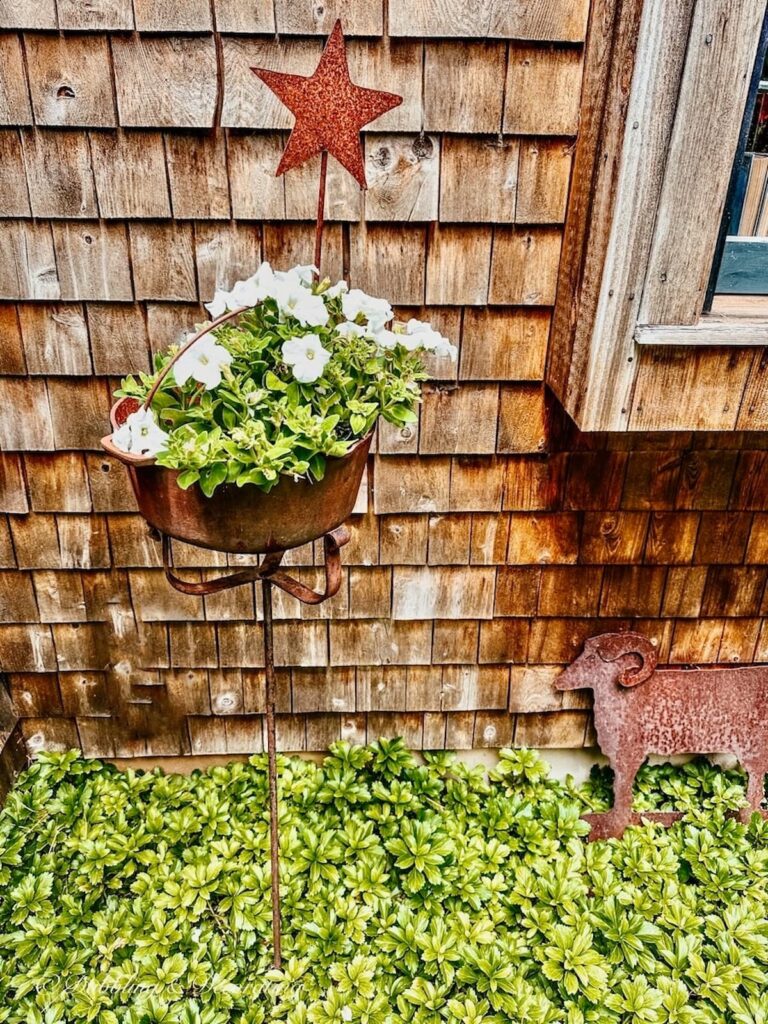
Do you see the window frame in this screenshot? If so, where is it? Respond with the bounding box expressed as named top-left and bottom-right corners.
top-left (548, 0), bottom-right (768, 432)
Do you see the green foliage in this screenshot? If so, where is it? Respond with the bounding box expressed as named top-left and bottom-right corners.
top-left (116, 291), bottom-right (427, 496)
top-left (0, 744), bottom-right (767, 1023)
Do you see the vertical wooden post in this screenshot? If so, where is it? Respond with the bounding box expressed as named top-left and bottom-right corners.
top-left (261, 577), bottom-right (282, 969)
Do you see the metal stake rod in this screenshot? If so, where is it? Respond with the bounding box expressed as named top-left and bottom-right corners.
top-left (313, 149), bottom-right (328, 275)
top-left (261, 577), bottom-right (282, 969)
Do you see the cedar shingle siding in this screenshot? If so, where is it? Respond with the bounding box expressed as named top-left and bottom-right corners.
top-left (0, 1), bottom-right (764, 759)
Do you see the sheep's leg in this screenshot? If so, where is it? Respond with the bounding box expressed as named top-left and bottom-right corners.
top-left (741, 756), bottom-right (768, 820)
top-left (585, 758), bottom-right (642, 840)
top-left (610, 761), bottom-right (640, 825)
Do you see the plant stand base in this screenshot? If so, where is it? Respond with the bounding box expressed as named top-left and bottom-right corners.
top-left (158, 524), bottom-right (351, 968)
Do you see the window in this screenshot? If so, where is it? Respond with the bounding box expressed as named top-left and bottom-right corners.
top-left (549, 0), bottom-right (768, 432)
top-left (709, 17), bottom-right (768, 309)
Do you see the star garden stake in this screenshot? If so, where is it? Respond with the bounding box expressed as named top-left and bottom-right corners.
top-left (251, 19), bottom-right (403, 272)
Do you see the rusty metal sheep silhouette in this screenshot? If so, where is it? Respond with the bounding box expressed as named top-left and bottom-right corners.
top-left (556, 632), bottom-right (768, 839)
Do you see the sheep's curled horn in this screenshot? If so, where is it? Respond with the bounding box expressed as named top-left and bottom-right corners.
top-left (594, 632), bottom-right (658, 687)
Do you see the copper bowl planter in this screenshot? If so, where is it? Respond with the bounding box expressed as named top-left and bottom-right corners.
top-left (102, 395), bottom-right (371, 555)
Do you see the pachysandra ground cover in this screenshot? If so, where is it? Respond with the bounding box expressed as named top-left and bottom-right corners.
top-left (0, 742), bottom-right (766, 1023)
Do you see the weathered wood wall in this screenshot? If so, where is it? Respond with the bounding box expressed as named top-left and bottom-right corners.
top-left (1, 1), bottom-right (767, 759)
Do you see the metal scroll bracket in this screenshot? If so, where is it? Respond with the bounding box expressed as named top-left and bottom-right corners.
top-left (154, 523), bottom-right (350, 969)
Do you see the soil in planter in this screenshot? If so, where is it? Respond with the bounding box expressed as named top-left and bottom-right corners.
top-left (0, 741), bottom-right (766, 1021)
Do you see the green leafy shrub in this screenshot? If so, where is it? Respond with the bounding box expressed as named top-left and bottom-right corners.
top-left (0, 742), bottom-right (767, 1023)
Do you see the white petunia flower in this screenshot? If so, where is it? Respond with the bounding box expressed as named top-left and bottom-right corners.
top-left (335, 321), bottom-right (365, 338)
top-left (205, 262), bottom-right (278, 317)
top-left (406, 318), bottom-right (458, 361)
top-left (273, 277), bottom-right (329, 327)
top-left (289, 264), bottom-right (318, 286)
top-left (326, 279), bottom-right (349, 298)
top-left (341, 288), bottom-right (393, 332)
top-left (205, 289), bottom-right (233, 318)
top-left (174, 333), bottom-right (233, 390)
top-left (374, 328), bottom-right (401, 350)
top-left (112, 407), bottom-right (169, 457)
top-left (282, 334), bottom-right (332, 383)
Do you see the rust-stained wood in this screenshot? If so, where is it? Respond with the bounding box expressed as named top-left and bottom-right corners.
top-left (25, 33), bottom-right (116, 127)
top-left (504, 45), bottom-right (583, 135)
top-left (644, 510), bottom-right (699, 565)
top-left (112, 36), bottom-right (217, 128)
top-left (502, 454), bottom-right (564, 511)
top-left (89, 131), bottom-right (171, 219)
top-left (423, 42), bottom-right (506, 133)
top-left (389, 0), bottom-right (588, 42)
top-left (365, 134), bottom-right (439, 222)
top-left (470, 512), bottom-right (510, 563)
top-left (506, 513), bottom-right (579, 565)
top-left (580, 511), bottom-right (649, 564)
top-left (433, 618), bottom-right (479, 663)
top-left (538, 566), bottom-right (603, 616)
top-left (53, 222), bottom-right (132, 302)
top-left (439, 136), bottom-right (518, 223)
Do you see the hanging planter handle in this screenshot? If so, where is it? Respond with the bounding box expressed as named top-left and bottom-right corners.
top-left (161, 525), bottom-right (350, 603)
top-left (143, 304), bottom-right (250, 410)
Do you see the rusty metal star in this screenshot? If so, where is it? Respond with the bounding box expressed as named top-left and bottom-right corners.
top-left (251, 20), bottom-right (403, 190)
